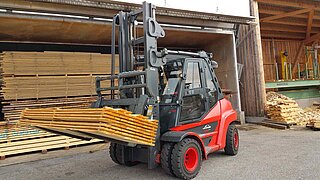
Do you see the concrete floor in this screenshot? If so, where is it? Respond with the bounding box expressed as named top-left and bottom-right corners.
top-left (0, 125), bottom-right (319, 180)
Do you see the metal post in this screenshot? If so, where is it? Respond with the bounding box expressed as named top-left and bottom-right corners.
top-left (285, 63), bottom-right (288, 80)
top-left (318, 62), bottom-right (320, 79)
top-left (306, 63), bottom-right (309, 79)
top-left (275, 62), bottom-right (279, 80)
top-left (111, 15), bottom-right (117, 99)
top-left (289, 63), bottom-right (292, 80)
top-left (298, 63), bottom-right (301, 79)
top-left (314, 43), bottom-right (318, 79)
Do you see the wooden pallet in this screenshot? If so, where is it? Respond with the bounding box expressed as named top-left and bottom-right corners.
top-left (0, 127), bottom-right (103, 160)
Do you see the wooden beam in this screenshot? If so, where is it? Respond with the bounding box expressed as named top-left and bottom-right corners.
top-left (306, 10), bottom-right (315, 38)
top-left (261, 30), bottom-right (306, 40)
top-left (259, 9), bottom-right (320, 21)
top-left (252, 0), bottom-right (266, 116)
top-left (292, 42), bottom-right (305, 77)
top-left (304, 32), bottom-right (320, 44)
top-left (260, 8), bottom-right (313, 22)
top-left (261, 19), bottom-right (320, 28)
top-left (256, 0), bottom-right (320, 10)
top-left (260, 24), bottom-right (316, 34)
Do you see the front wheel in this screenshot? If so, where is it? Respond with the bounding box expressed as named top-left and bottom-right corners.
top-left (171, 138), bottom-right (202, 180)
top-left (109, 142), bottom-right (138, 166)
top-left (224, 124), bottom-right (239, 155)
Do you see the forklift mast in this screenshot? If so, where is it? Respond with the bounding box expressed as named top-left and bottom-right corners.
top-left (94, 2), bottom-right (167, 120)
top-left (93, 2), bottom-right (167, 169)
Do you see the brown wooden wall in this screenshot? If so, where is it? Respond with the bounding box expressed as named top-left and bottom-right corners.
top-left (236, 0), bottom-right (266, 117)
top-left (262, 39), bottom-right (306, 81)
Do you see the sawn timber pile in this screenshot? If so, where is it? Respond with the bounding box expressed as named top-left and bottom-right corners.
top-left (0, 51), bottom-right (118, 100)
top-left (266, 92), bottom-right (320, 128)
top-left (266, 92), bottom-right (312, 126)
top-left (0, 51), bottom-right (119, 123)
top-left (20, 107), bottom-right (158, 146)
top-left (266, 92), bottom-right (302, 124)
top-left (304, 107), bottom-right (320, 129)
top-left (2, 97), bottom-right (96, 124)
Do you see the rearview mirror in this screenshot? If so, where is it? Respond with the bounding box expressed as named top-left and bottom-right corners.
top-left (211, 61), bottom-right (218, 69)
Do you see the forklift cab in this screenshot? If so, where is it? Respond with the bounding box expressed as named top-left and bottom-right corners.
top-left (160, 56), bottom-right (223, 133)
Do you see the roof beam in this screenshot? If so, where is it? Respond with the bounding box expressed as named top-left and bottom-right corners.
top-left (304, 32), bottom-right (320, 44)
top-left (260, 24), bottom-right (317, 34)
top-left (260, 8), bottom-right (313, 22)
top-left (306, 10), bottom-right (314, 38)
top-left (261, 33), bottom-right (305, 40)
top-left (259, 9), bottom-right (320, 20)
top-left (256, 0), bottom-right (320, 10)
top-left (261, 19), bottom-right (320, 28)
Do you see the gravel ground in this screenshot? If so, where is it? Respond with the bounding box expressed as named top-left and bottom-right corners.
top-left (0, 125), bottom-right (319, 180)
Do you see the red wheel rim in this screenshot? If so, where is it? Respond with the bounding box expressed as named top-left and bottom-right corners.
top-left (184, 147), bottom-right (199, 172)
top-left (234, 131), bottom-right (239, 149)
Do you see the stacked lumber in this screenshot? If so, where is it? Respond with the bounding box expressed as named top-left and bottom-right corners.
top-left (266, 92), bottom-right (320, 127)
top-left (0, 51), bottom-right (119, 76)
top-left (0, 126), bottom-right (102, 159)
top-left (0, 51), bottom-right (119, 124)
top-left (20, 107), bottom-right (158, 146)
top-left (266, 92), bottom-right (302, 125)
top-left (304, 107), bottom-right (320, 129)
top-left (0, 52), bottom-right (118, 100)
top-left (2, 97), bottom-right (97, 124)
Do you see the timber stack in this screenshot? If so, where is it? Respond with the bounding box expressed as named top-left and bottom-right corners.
top-left (0, 51), bottom-right (119, 124)
top-left (0, 126), bottom-right (102, 160)
top-left (20, 107), bottom-right (158, 146)
top-left (266, 92), bottom-right (320, 127)
top-left (266, 92), bottom-right (302, 125)
top-left (304, 107), bottom-right (320, 130)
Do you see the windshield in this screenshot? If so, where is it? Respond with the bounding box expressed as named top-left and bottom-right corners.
top-left (163, 78), bottom-right (180, 95)
top-left (160, 59), bottom-right (184, 104)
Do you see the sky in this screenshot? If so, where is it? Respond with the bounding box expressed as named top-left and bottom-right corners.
top-left (113, 0), bottom-right (250, 17)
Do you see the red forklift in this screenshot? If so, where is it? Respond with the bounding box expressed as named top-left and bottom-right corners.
top-left (41, 2), bottom-right (239, 179)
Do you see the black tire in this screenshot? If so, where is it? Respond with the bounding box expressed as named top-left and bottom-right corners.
top-left (110, 143), bottom-right (138, 166)
top-left (171, 138), bottom-right (202, 180)
top-left (161, 143), bottom-right (175, 176)
top-left (109, 142), bottom-right (121, 164)
top-left (224, 124), bottom-right (239, 156)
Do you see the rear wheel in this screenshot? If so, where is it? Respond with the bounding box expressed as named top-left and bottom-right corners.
top-left (224, 124), bottom-right (239, 155)
top-left (161, 143), bottom-right (175, 176)
top-left (171, 138), bottom-right (202, 179)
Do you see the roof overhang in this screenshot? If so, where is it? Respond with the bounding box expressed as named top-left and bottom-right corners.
top-left (0, 0), bottom-right (251, 47)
